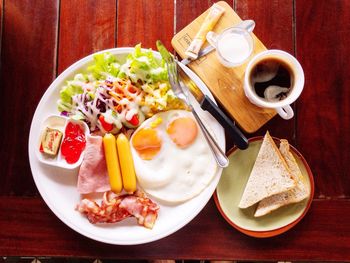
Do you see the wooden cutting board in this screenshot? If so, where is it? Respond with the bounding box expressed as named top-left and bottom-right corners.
top-left (171, 1), bottom-right (276, 133)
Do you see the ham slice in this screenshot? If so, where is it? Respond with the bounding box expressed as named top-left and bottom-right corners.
top-left (77, 135), bottom-right (110, 194)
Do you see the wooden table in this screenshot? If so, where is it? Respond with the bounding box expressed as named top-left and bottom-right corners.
top-left (1, 0), bottom-right (349, 261)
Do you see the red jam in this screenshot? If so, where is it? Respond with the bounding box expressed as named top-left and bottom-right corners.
top-left (60, 122), bottom-right (86, 164)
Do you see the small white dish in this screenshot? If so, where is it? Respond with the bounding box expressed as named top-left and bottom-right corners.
top-left (36, 115), bottom-right (90, 169)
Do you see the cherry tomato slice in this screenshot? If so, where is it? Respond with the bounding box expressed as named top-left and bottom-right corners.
top-left (129, 114), bottom-right (139, 126)
top-left (99, 115), bottom-right (113, 131)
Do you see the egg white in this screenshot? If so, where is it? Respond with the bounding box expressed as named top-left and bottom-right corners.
top-left (130, 110), bottom-right (218, 203)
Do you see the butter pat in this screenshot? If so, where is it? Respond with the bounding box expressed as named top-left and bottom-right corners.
top-left (185, 3), bottom-right (225, 59)
top-left (40, 127), bottom-right (63, 156)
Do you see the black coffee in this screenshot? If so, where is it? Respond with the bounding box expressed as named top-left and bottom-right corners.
top-left (249, 58), bottom-right (294, 101)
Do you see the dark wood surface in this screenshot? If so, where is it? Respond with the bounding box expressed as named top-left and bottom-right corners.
top-left (295, 0), bottom-right (350, 199)
top-left (58, 0), bottom-right (117, 74)
top-left (1, 197), bottom-right (349, 261)
top-left (0, 0), bottom-right (349, 260)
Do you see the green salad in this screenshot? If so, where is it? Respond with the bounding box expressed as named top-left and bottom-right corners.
top-left (57, 44), bottom-right (184, 134)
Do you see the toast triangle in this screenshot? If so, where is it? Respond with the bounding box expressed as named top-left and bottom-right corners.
top-left (238, 132), bottom-right (296, 209)
top-left (254, 139), bottom-right (310, 217)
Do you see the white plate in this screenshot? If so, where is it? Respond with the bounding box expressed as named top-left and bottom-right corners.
top-left (28, 48), bottom-right (225, 245)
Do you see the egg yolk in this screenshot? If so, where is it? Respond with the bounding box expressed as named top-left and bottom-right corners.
top-left (167, 117), bottom-right (198, 148)
top-left (132, 128), bottom-right (162, 160)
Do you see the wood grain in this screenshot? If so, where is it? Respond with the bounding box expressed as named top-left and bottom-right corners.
top-left (0, 197), bottom-right (349, 261)
top-left (0, 0), bottom-right (59, 196)
top-left (236, 0), bottom-right (294, 52)
top-left (0, 0), bottom-right (2, 53)
top-left (58, 0), bottom-right (116, 73)
top-left (117, 0), bottom-right (174, 51)
top-left (236, 0), bottom-right (295, 142)
top-left (0, 1), bottom-right (349, 260)
top-left (175, 0), bottom-right (234, 33)
top-left (172, 1), bottom-right (276, 134)
top-left (175, 0), bottom-right (234, 149)
top-left (295, 1), bottom-right (350, 198)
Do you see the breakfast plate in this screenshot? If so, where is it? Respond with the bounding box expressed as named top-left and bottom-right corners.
top-left (28, 47), bottom-right (225, 245)
top-left (214, 136), bottom-right (314, 238)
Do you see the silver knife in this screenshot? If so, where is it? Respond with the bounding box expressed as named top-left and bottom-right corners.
top-left (181, 20), bottom-right (255, 65)
top-left (177, 62), bottom-right (249, 150)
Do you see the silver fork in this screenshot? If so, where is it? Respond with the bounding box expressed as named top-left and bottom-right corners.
top-left (157, 41), bottom-right (229, 168)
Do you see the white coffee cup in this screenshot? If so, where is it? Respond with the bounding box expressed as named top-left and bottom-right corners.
top-left (243, 49), bottom-right (304, 120)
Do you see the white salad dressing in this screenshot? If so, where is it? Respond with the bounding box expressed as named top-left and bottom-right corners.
top-left (72, 78), bottom-right (145, 133)
top-left (125, 108), bottom-right (138, 121)
top-left (118, 98), bottom-right (131, 105)
top-left (57, 47), bottom-right (180, 136)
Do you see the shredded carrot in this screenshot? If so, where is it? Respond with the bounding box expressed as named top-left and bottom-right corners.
top-left (114, 104), bottom-right (123, 113)
top-left (113, 81), bottom-right (122, 89)
top-left (109, 91), bottom-right (122, 101)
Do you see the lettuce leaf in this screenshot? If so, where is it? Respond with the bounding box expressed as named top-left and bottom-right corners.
top-left (57, 44), bottom-right (169, 114)
top-left (123, 43), bottom-right (168, 83)
top-left (86, 44), bottom-right (167, 83)
top-left (88, 52), bottom-right (120, 79)
top-left (57, 74), bottom-right (86, 112)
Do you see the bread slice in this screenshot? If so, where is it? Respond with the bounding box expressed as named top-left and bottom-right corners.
top-left (254, 139), bottom-right (310, 217)
top-left (238, 132), bottom-right (296, 209)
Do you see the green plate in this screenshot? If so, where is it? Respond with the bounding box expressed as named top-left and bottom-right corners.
top-left (215, 137), bottom-right (314, 235)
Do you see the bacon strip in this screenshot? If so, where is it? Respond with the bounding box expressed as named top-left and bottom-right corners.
top-left (76, 191), bottom-right (159, 229)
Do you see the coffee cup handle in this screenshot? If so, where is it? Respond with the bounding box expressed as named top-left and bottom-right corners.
top-left (276, 105), bottom-right (294, 120)
top-left (206, 31), bottom-right (218, 48)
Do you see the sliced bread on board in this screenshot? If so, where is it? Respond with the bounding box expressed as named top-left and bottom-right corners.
top-left (238, 132), bottom-right (296, 209)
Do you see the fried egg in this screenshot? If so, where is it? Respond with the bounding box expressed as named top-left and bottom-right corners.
top-left (130, 110), bottom-right (218, 203)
